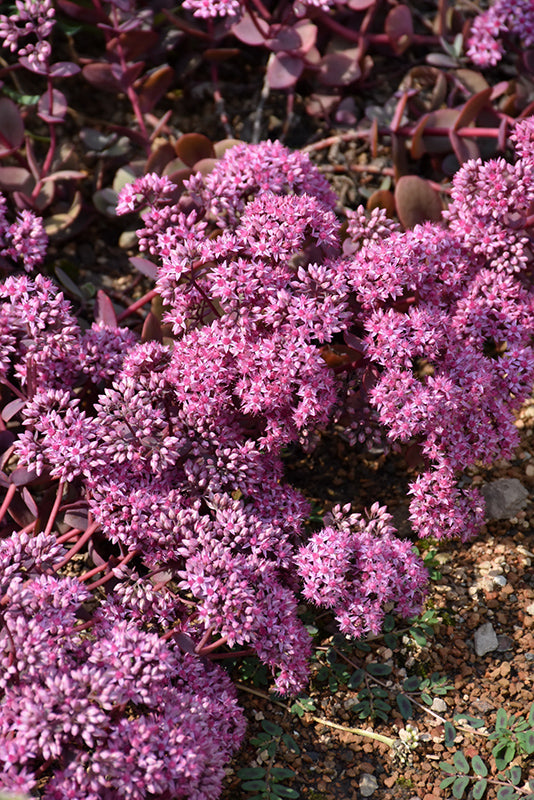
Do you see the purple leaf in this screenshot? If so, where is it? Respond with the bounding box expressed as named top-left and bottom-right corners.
top-left (56, 0), bottom-right (109, 25)
top-left (141, 311), bottom-right (163, 343)
top-left (95, 290), bottom-right (118, 327)
top-left (293, 20), bottom-right (317, 54)
top-left (37, 89), bottom-right (68, 123)
top-left (266, 25), bottom-right (302, 53)
top-left (22, 487), bottom-right (38, 518)
top-left (18, 57), bottom-right (48, 74)
top-left (231, 12), bottom-right (269, 46)
top-left (130, 257), bottom-right (158, 280)
top-left (10, 467), bottom-right (38, 487)
top-left (2, 398), bottom-right (26, 422)
top-left (385, 5), bottom-right (413, 54)
top-left (0, 98), bottom-right (24, 157)
top-left (318, 51), bottom-right (361, 86)
top-left (0, 166), bottom-right (34, 195)
top-left (346, 0), bottom-right (375, 8)
top-left (83, 62), bottom-right (123, 93)
top-left (49, 61), bottom-right (81, 78)
top-left (64, 509), bottom-right (90, 530)
top-left (267, 52), bottom-right (304, 90)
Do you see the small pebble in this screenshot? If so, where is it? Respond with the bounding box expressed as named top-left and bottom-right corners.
top-left (359, 774), bottom-right (378, 797)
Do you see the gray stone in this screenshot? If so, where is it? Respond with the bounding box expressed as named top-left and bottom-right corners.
top-left (359, 774), bottom-right (378, 797)
top-left (431, 697), bottom-right (447, 713)
top-left (481, 478), bottom-right (529, 520)
top-left (474, 622), bottom-right (499, 656)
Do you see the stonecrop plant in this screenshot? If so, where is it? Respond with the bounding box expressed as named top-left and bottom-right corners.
top-left (1, 98), bottom-right (534, 796)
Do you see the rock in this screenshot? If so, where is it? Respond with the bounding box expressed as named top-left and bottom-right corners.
top-left (526, 602), bottom-right (534, 616)
top-left (359, 774), bottom-right (378, 797)
top-left (481, 478), bottom-right (529, 520)
top-left (431, 697), bottom-right (447, 713)
top-left (474, 622), bottom-right (499, 656)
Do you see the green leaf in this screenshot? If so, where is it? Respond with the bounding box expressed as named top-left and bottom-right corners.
top-left (270, 785), bottom-right (299, 798)
top-left (439, 762), bottom-right (457, 775)
top-left (328, 676), bottom-right (338, 693)
top-left (383, 614), bottom-right (396, 632)
top-left (453, 751), bottom-right (470, 774)
top-left (421, 692), bottom-right (433, 706)
top-left (384, 633), bottom-right (399, 649)
top-left (403, 676), bottom-right (421, 692)
top-left (373, 698), bottom-right (392, 712)
top-left (440, 776), bottom-right (457, 789)
top-left (55, 266), bottom-right (84, 299)
top-left (472, 778), bottom-right (488, 800)
top-left (471, 755), bottom-right (488, 776)
top-left (241, 780), bottom-right (269, 792)
top-left (508, 766), bottom-right (522, 785)
top-left (493, 741), bottom-right (516, 771)
top-left (452, 776), bottom-right (470, 798)
top-left (282, 734), bottom-right (300, 755)
top-left (373, 708), bottom-right (390, 723)
top-left (496, 787), bottom-right (516, 800)
top-left (454, 713), bottom-right (485, 729)
top-left (250, 733), bottom-right (271, 746)
top-left (238, 767), bottom-right (266, 780)
top-left (517, 730), bottom-right (534, 755)
top-left (348, 669), bottom-right (365, 689)
top-left (410, 626), bottom-right (427, 647)
top-left (366, 662), bottom-right (392, 677)
top-left (444, 722), bottom-right (457, 748)
top-left (396, 693), bottom-right (413, 720)
top-left (371, 686), bottom-right (389, 698)
top-left (528, 703), bottom-right (534, 727)
top-left (270, 768), bottom-right (295, 780)
top-left (495, 708), bottom-right (508, 732)
top-left (262, 719), bottom-right (283, 736)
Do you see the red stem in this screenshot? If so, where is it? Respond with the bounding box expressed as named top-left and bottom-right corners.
top-left (43, 479), bottom-right (65, 537)
top-left (53, 521), bottom-right (100, 570)
top-left (116, 289), bottom-right (158, 321)
top-left (85, 550), bottom-right (138, 590)
top-left (0, 483), bottom-right (16, 524)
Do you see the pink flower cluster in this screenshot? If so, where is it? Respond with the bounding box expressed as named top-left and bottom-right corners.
top-left (0, 532), bottom-right (244, 799)
top-left (296, 504), bottom-right (428, 638)
top-left (467, 0), bottom-right (534, 67)
top-left (0, 198), bottom-right (47, 273)
top-left (0, 0), bottom-right (55, 72)
top-left (2, 119), bottom-right (534, 796)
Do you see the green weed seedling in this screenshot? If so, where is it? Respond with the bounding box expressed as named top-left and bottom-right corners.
top-left (238, 719), bottom-right (301, 799)
top-left (439, 704), bottom-right (534, 799)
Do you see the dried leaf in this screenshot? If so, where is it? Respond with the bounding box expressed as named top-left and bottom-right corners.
top-left (366, 188), bottom-right (395, 216)
top-left (145, 143), bottom-right (177, 175)
top-left (137, 65), bottom-right (174, 113)
top-left (174, 133), bottom-right (215, 167)
top-left (453, 87), bottom-right (492, 130)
